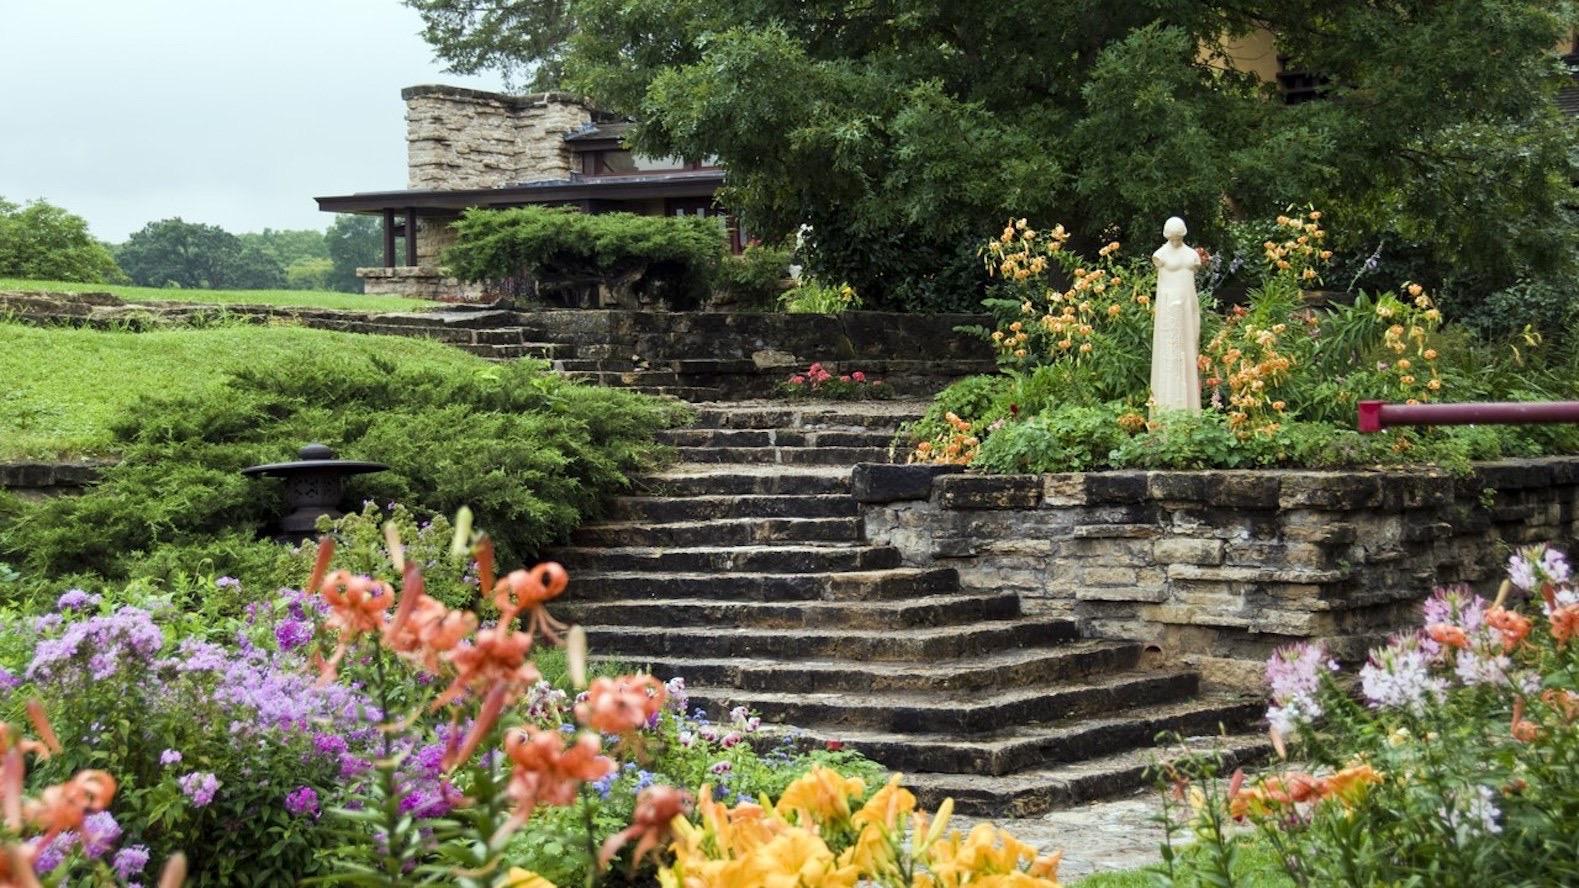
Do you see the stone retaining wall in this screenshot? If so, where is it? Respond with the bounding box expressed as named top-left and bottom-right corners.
top-left (358, 266), bottom-right (486, 302)
top-left (856, 460), bottom-right (1579, 687)
top-left (0, 461), bottom-right (108, 499)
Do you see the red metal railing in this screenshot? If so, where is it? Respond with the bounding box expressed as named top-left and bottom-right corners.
top-left (1357, 400), bottom-right (1579, 433)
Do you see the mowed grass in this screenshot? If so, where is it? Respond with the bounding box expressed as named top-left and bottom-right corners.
top-left (0, 277), bottom-right (440, 312)
top-left (0, 321), bottom-right (488, 459)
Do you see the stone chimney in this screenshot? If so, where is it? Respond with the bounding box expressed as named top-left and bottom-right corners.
top-left (402, 85), bottom-right (596, 190)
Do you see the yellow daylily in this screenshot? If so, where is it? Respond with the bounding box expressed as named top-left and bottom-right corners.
top-left (499, 868), bottom-right (557, 888)
top-left (775, 765), bottom-right (866, 827)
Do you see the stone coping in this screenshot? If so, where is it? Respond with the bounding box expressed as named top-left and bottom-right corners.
top-left (400, 84), bottom-right (594, 110)
top-left (853, 458), bottom-right (1579, 509)
top-left (0, 460), bottom-right (112, 491)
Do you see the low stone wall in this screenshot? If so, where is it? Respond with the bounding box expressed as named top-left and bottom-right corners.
top-left (358, 267), bottom-right (486, 302)
top-left (0, 461), bottom-right (108, 499)
top-left (856, 459), bottom-right (1579, 688)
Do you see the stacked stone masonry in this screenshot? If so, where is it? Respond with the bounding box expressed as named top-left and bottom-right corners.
top-left (403, 85), bottom-right (596, 191)
top-left (858, 461), bottom-right (1579, 688)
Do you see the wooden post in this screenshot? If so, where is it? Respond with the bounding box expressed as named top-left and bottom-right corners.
top-left (382, 209), bottom-right (396, 268)
top-left (404, 208), bottom-right (418, 267)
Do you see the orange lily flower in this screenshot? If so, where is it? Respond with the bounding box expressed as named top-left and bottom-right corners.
top-left (1540, 689), bottom-right (1579, 722)
top-left (1511, 697), bottom-right (1541, 742)
top-left (493, 563), bottom-right (571, 645)
top-left (1485, 607), bottom-right (1532, 652)
top-left (1550, 605), bottom-right (1579, 646)
top-left (599, 785), bottom-right (690, 871)
top-left (1425, 624), bottom-right (1469, 650)
top-left (24, 770), bottom-right (116, 843)
top-left (575, 675), bottom-right (667, 735)
top-left (498, 726), bottom-right (615, 835)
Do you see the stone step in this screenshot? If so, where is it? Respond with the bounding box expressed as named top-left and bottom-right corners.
top-left (337, 321), bottom-right (475, 343)
top-left (551, 543), bottom-right (903, 574)
top-left (803, 696), bottom-right (1263, 778)
top-left (470, 326), bottom-right (530, 345)
top-left (562, 567), bottom-right (961, 603)
top-left (901, 730), bottom-right (1274, 817)
top-left (559, 590), bottom-right (1020, 631)
top-left (607, 494), bottom-right (859, 522)
top-left (633, 466), bottom-right (850, 497)
top-left (464, 342), bottom-right (570, 360)
top-left (656, 429), bottom-right (896, 449)
top-left (570, 517), bottom-right (863, 547)
top-left (685, 403), bottom-right (929, 431)
top-left (689, 670), bottom-right (1199, 735)
top-left (622, 386), bottom-right (727, 402)
top-left (580, 615), bottom-right (1078, 661)
top-left (672, 446), bottom-right (895, 465)
top-left (563, 369), bottom-right (683, 387)
top-left (615, 641), bottom-right (1142, 695)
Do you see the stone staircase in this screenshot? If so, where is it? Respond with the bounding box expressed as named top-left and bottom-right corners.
top-left (551, 400), bottom-right (1269, 817)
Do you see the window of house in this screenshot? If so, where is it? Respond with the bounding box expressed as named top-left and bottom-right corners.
top-left (586, 150), bottom-right (717, 176)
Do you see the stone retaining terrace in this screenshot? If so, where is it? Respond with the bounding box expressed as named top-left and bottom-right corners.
top-left (856, 460), bottom-right (1579, 688)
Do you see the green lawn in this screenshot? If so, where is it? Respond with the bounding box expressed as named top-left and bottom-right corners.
top-left (0, 321), bottom-right (486, 459)
top-left (0, 277), bottom-right (440, 312)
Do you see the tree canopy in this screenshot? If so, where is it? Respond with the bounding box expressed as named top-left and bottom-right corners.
top-left (0, 197), bottom-right (124, 284)
top-left (410, 0), bottom-right (1579, 317)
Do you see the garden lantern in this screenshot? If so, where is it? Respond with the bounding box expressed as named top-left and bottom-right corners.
top-left (241, 443), bottom-right (387, 540)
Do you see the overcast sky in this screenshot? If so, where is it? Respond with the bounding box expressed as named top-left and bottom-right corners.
top-left (0, 0), bottom-right (506, 241)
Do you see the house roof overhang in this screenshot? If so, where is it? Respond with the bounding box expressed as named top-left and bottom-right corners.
top-left (314, 170), bottom-right (725, 215)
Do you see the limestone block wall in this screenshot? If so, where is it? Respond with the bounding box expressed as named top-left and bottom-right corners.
top-left (857, 460), bottom-right (1579, 687)
top-left (403, 85), bottom-right (595, 190)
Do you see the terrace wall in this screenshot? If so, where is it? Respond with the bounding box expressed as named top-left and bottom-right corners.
top-left (856, 460), bottom-right (1579, 688)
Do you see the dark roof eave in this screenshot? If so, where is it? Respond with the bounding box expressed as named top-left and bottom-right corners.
top-left (314, 174), bottom-right (725, 214)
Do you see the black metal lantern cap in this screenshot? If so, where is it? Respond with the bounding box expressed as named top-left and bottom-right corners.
top-left (242, 443), bottom-right (388, 539)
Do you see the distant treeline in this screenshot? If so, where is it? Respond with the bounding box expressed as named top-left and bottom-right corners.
top-left (0, 196), bottom-right (382, 292)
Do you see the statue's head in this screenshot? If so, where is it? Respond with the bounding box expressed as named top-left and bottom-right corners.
top-left (1163, 217), bottom-right (1188, 240)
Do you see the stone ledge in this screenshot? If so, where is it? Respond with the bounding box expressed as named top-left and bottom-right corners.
top-left (852, 463), bottom-right (964, 503)
top-left (934, 475), bottom-right (1043, 510)
top-left (0, 460), bottom-right (111, 492)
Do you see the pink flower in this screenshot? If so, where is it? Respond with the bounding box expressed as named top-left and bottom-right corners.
top-left (789, 375), bottom-right (806, 385)
top-left (808, 363), bottom-right (823, 374)
top-left (839, 375), bottom-right (851, 383)
top-left (851, 372), bottom-right (866, 383)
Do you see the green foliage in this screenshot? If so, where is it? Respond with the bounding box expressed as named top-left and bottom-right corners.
top-left (286, 257), bottom-right (337, 291)
top-left (396, 0), bottom-right (1579, 313)
top-left (238, 228), bottom-right (329, 268)
top-left (0, 196), bottom-right (125, 284)
top-left (974, 404), bottom-right (1128, 474)
top-left (714, 241), bottom-right (791, 309)
top-left (444, 206), bottom-right (726, 309)
top-left (778, 278), bottom-right (860, 314)
top-left (117, 218), bottom-right (287, 289)
top-left (325, 214), bottom-right (383, 293)
top-left (0, 328), bottom-right (687, 582)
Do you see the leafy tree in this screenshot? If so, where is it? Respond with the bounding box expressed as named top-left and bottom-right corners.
top-left (410, 0), bottom-right (1579, 314)
top-left (325, 214), bottom-right (383, 292)
top-left (0, 197), bottom-right (125, 284)
top-left (285, 257), bottom-right (335, 291)
top-left (117, 218), bottom-right (288, 289)
top-left (238, 228), bottom-right (328, 268)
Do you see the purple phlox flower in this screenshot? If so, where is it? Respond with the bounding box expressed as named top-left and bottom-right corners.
top-left (338, 754), bottom-right (373, 780)
top-left (634, 770), bottom-right (656, 792)
top-left (215, 576), bottom-right (241, 590)
top-left (284, 785), bottom-right (320, 818)
top-left (113, 844), bottom-right (150, 879)
top-left (32, 831), bottom-right (75, 873)
top-left (1541, 548), bottom-right (1572, 586)
top-left (1454, 649), bottom-right (1516, 688)
top-left (179, 771), bottom-right (220, 808)
top-left (0, 667), bottom-right (20, 692)
top-left (313, 733), bottom-right (349, 758)
top-left (160, 748), bottom-right (183, 767)
top-left (1359, 637), bottom-right (1446, 714)
top-left (27, 606), bottom-right (163, 684)
top-left (274, 618), bottom-right (313, 652)
top-left (590, 772), bottom-right (616, 799)
top-left (32, 613), bottom-right (63, 634)
top-left (1508, 551), bottom-right (1538, 592)
top-left (81, 810), bottom-right (121, 858)
top-left (162, 638), bottom-right (230, 673)
top-left (56, 588), bottom-right (101, 611)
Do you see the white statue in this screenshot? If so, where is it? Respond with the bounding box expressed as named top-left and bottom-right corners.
top-left (1148, 216), bottom-right (1202, 415)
